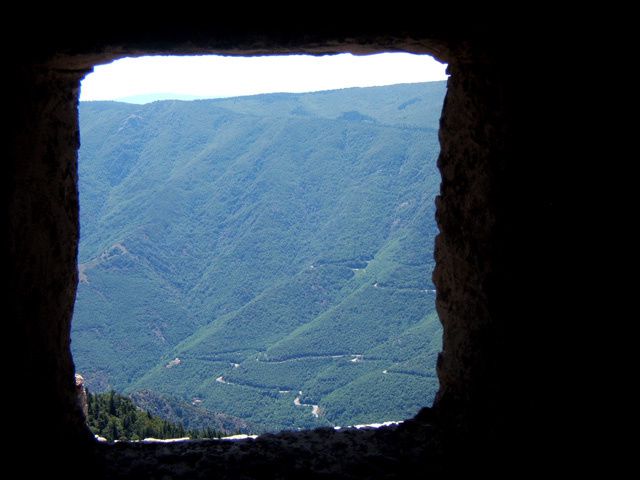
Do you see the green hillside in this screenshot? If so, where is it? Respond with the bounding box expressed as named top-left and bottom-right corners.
top-left (86, 389), bottom-right (225, 441)
top-left (72, 81), bottom-right (445, 432)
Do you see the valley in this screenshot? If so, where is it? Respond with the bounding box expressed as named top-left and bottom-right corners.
top-left (72, 81), bottom-right (445, 432)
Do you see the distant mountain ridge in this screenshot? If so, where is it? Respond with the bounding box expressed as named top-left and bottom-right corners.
top-left (72, 81), bottom-right (446, 432)
top-left (111, 93), bottom-right (218, 104)
top-left (104, 81), bottom-right (447, 106)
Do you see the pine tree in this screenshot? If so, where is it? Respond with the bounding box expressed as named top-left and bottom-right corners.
top-left (85, 390), bottom-right (223, 441)
top-left (108, 390), bottom-right (116, 416)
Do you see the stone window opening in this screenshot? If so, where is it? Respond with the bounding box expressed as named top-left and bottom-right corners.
top-left (71, 52), bottom-right (447, 442)
top-left (9, 26), bottom-right (552, 477)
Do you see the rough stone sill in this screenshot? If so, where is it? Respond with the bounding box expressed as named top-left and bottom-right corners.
top-left (96, 413), bottom-right (436, 479)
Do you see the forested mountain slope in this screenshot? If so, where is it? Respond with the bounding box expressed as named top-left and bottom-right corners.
top-left (72, 81), bottom-right (445, 432)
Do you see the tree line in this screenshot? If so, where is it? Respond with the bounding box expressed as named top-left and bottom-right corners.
top-left (86, 390), bottom-right (223, 442)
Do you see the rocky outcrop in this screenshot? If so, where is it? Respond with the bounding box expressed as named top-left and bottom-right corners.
top-left (75, 374), bottom-right (88, 420)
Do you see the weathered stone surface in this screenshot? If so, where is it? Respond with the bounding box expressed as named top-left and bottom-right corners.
top-left (6, 22), bottom-right (559, 478)
top-left (98, 414), bottom-right (441, 480)
top-left (75, 374), bottom-right (88, 420)
top-left (7, 64), bottom-right (93, 449)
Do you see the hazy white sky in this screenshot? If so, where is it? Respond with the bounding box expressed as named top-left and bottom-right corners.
top-left (80, 53), bottom-right (448, 102)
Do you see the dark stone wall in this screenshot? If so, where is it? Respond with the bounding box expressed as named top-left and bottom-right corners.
top-left (5, 23), bottom-right (559, 478)
top-left (6, 65), bottom-right (95, 467)
top-left (434, 39), bottom-right (561, 472)
top-left (434, 60), bottom-right (506, 425)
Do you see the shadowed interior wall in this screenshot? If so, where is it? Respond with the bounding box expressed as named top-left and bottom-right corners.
top-left (7, 65), bottom-right (91, 446)
top-left (6, 24), bottom-right (557, 478)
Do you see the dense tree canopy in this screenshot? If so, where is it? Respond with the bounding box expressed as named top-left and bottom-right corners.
top-left (73, 82), bottom-right (445, 432)
top-left (86, 390), bottom-right (222, 441)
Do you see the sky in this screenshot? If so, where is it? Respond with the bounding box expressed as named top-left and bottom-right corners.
top-left (80, 53), bottom-right (448, 103)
